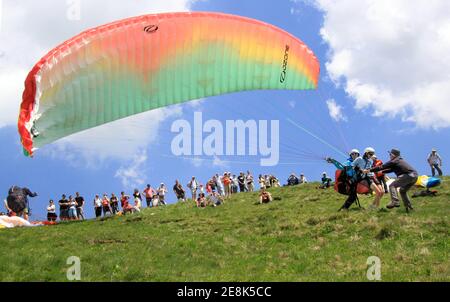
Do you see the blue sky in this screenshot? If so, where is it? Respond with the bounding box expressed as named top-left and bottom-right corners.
top-left (0, 0), bottom-right (449, 220)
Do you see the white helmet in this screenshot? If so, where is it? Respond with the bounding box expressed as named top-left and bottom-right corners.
top-left (364, 147), bottom-right (375, 154)
top-left (349, 149), bottom-right (360, 155)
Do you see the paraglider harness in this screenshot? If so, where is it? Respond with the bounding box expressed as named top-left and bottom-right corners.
top-left (334, 167), bottom-right (363, 210)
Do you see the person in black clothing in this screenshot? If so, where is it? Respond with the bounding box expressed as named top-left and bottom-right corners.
top-left (75, 192), bottom-right (85, 220)
top-left (319, 172), bottom-right (332, 189)
top-left (365, 149), bottom-right (418, 212)
top-left (110, 193), bottom-right (119, 214)
top-left (59, 194), bottom-right (69, 221)
top-left (173, 180), bottom-right (186, 202)
top-left (237, 172), bottom-right (247, 192)
top-left (287, 173), bottom-right (299, 186)
top-left (133, 189), bottom-right (142, 203)
top-left (6, 186), bottom-right (38, 221)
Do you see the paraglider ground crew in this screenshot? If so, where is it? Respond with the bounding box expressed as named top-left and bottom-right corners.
top-left (365, 149), bottom-right (418, 212)
top-left (427, 149), bottom-right (443, 177)
top-left (6, 186), bottom-right (38, 220)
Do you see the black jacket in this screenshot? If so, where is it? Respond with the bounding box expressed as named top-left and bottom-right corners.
top-left (370, 157), bottom-right (417, 177)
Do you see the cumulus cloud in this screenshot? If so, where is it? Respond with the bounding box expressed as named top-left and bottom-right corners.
top-left (326, 99), bottom-right (347, 122)
top-left (310, 0), bottom-right (450, 129)
top-left (115, 149), bottom-right (148, 189)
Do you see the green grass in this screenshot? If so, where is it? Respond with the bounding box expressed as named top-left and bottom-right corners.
top-left (0, 178), bottom-right (449, 282)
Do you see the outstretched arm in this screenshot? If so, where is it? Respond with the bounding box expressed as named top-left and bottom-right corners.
top-left (24, 188), bottom-right (38, 197)
top-left (326, 158), bottom-right (345, 170)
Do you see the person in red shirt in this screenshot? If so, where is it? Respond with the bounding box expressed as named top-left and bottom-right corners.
top-left (372, 155), bottom-right (388, 193)
top-left (143, 184), bottom-right (155, 208)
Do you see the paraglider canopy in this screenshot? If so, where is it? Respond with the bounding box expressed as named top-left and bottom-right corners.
top-left (18, 12), bottom-right (320, 156)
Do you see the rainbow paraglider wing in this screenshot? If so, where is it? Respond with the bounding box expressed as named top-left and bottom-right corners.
top-left (19, 12), bottom-right (320, 156)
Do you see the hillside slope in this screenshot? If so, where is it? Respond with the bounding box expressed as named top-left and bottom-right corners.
top-left (0, 179), bottom-right (448, 281)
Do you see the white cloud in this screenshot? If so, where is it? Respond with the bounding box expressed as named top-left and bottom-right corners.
top-left (0, 69), bottom-right (27, 128)
top-left (186, 99), bottom-right (205, 108)
top-left (326, 99), bottom-right (347, 122)
top-left (212, 155), bottom-right (229, 168)
top-left (311, 0), bottom-right (450, 129)
top-left (115, 149), bottom-right (148, 189)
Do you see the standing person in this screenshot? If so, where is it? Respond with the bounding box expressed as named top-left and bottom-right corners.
top-left (208, 178), bottom-right (216, 194)
top-left (237, 172), bottom-right (247, 192)
top-left (75, 192), bottom-right (85, 220)
top-left (206, 179), bottom-right (213, 195)
top-left (58, 194), bottom-right (69, 221)
top-left (110, 193), bottom-right (119, 215)
top-left (102, 194), bottom-right (112, 217)
top-left (6, 186), bottom-right (38, 221)
top-left (216, 174), bottom-right (225, 196)
top-left (173, 180), bottom-right (186, 202)
top-left (232, 174), bottom-right (239, 193)
top-left (258, 174), bottom-right (266, 190)
top-left (222, 173), bottom-right (232, 197)
top-left (327, 149), bottom-right (361, 210)
top-left (187, 177), bottom-right (199, 201)
top-left (365, 149), bottom-right (418, 212)
top-left (67, 196), bottom-right (78, 221)
top-left (353, 147), bottom-right (384, 209)
top-left (157, 183), bottom-right (168, 205)
top-left (264, 175), bottom-right (271, 189)
top-left (47, 200), bottom-right (57, 222)
top-left (246, 171), bottom-right (254, 192)
top-left (94, 195), bottom-right (102, 218)
top-left (427, 149), bottom-right (443, 177)
top-left (372, 155), bottom-right (388, 193)
top-left (143, 184), bottom-right (155, 208)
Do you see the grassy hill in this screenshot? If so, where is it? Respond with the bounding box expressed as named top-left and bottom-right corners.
top-left (0, 178), bottom-right (448, 282)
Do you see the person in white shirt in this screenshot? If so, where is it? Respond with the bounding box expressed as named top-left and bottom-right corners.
top-left (187, 177), bottom-right (199, 201)
top-left (47, 200), bottom-right (57, 222)
top-left (299, 173), bottom-right (308, 184)
top-left (427, 149), bottom-right (443, 177)
top-left (246, 171), bottom-right (255, 192)
top-left (158, 183), bottom-right (168, 205)
top-left (93, 195), bottom-right (102, 218)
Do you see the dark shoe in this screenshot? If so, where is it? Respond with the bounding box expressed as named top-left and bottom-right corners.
top-left (386, 202), bottom-right (400, 209)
